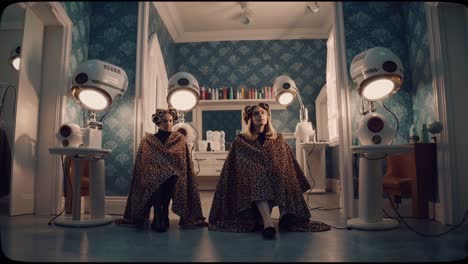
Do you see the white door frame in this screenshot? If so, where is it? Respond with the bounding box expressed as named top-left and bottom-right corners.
top-left (425, 2), bottom-right (468, 225)
top-left (134, 1), bottom-right (149, 157)
top-left (332, 2), bottom-right (355, 218)
top-left (134, 2), bottom-right (169, 158)
top-left (19, 2), bottom-right (72, 215)
top-left (131, 2), bottom-right (354, 218)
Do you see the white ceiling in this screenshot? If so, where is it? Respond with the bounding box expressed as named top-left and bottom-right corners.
top-left (154, 2), bottom-right (333, 43)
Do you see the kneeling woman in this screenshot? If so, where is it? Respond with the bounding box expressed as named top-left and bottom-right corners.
top-left (116, 108), bottom-right (207, 232)
top-left (208, 103), bottom-right (329, 239)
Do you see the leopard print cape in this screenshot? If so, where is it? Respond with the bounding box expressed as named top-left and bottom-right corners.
top-left (121, 132), bottom-right (207, 228)
top-left (208, 133), bottom-right (330, 232)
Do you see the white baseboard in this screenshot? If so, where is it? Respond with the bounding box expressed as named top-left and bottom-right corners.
top-left (428, 201), bottom-right (443, 223)
top-left (326, 178), bottom-right (341, 194)
top-left (105, 196), bottom-right (127, 215)
top-left (60, 196), bottom-right (126, 215)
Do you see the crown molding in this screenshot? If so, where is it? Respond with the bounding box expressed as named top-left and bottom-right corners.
top-left (152, 1), bottom-right (329, 43)
top-left (177, 28), bottom-right (328, 43)
top-left (153, 1), bottom-right (184, 42)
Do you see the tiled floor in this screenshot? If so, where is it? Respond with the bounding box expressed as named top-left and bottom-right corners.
top-left (1, 191), bottom-right (467, 262)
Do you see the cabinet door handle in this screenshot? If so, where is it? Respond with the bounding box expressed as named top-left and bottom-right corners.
top-left (195, 158), bottom-right (207, 161)
top-left (216, 169), bottom-right (222, 172)
top-left (215, 158), bottom-right (226, 161)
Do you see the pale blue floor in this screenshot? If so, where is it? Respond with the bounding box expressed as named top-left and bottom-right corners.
top-left (1, 191), bottom-right (467, 262)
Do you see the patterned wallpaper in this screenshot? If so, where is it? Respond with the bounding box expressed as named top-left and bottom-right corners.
top-left (87, 2), bottom-right (138, 196)
top-left (174, 40), bottom-right (327, 133)
top-left (60, 2), bottom-right (92, 126)
top-left (403, 2), bottom-right (435, 138)
top-left (343, 2), bottom-right (413, 145)
top-left (58, 2), bottom-right (435, 196)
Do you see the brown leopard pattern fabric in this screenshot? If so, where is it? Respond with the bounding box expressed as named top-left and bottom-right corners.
top-left (120, 132), bottom-right (207, 228)
top-left (208, 133), bottom-right (330, 233)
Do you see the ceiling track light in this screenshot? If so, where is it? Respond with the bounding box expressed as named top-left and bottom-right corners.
top-left (308, 2), bottom-right (320, 13)
top-left (239, 2), bottom-right (251, 25)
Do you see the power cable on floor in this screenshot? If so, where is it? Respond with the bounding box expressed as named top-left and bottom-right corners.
top-left (384, 192), bottom-right (468, 237)
top-left (302, 145), bottom-right (348, 230)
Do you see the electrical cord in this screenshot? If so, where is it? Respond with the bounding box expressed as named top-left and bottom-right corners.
top-left (381, 100), bottom-right (399, 143)
top-left (48, 155), bottom-right (73, 225)
top-left (384, 192), bottom-right (468, 237)
top-left (302, 144), bottom-right (349, 230)
top-left (184, 121), bottom-right (201, 176)
top-left (99, 96), bottom-right (123, 122)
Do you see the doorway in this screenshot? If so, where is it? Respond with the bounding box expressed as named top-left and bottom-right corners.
top-left (1, 2), bottom-right (72, 216)
top-left (142, 2), bottom-right (354, 218)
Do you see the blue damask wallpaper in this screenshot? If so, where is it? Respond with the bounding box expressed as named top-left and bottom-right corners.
top-left (174, 40), bottom-right (327, 133)
top-left (60, 2), bottom-right (91, 126)
top-left (87, 2), bottom-right (138, 196)
top-left (403, 2), bottom-right (435, 138)
top-left (343, 2), bottom-right (413, 145)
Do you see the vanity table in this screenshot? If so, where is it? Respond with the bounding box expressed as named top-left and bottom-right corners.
top-left (49, 147), bottom-right (113, 227)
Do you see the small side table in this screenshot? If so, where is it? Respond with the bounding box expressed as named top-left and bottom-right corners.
top-left (347, 144), bottom-right (413, 230)
top-left (49, 147), bottom-right (113, 227)
top-left (299, 142), bottom-right (328, 194)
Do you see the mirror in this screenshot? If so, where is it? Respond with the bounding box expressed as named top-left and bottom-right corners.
top-left (201, 110), bottom-right (241, 150)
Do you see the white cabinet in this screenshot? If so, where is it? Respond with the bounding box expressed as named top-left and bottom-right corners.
top-left (193, 151), bottom-right (228, 177)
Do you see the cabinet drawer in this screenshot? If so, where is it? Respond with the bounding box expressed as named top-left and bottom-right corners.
top-left (212, 163), bottom-right (224, 174)
top-left (195, 163), bottom-right (213, 176)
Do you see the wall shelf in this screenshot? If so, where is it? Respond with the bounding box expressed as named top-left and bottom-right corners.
top-left (197, 99), bottom-right (286, 109)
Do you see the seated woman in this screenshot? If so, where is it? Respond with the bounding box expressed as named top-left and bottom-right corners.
top-left (208, 103), bottom-right (329, 239)
top-left (115, 108), bottom-right (207, 232)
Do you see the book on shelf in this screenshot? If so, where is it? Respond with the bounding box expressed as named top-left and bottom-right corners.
top-left (199, 86), bottom-right (274, 100)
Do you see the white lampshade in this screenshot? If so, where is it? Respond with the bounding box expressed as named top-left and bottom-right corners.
top-left (167, 72), bottom-right (200, 112)
top-left (77, 89), bottom-right (110, 111)
top-left (71, 59), bottom-right (128, 111)
top-left (168, 90), bottom-right (198, 112)
top-left (273, 75), bottom-right (298, 106)
top-left (350, 47), bottom-right (403, 101)
top-left (361, 78), bottom-right (395, 101)
top-left (278, 91), bottom-right (295, 105)
top-left (9, 46), bottom-right (21, 71)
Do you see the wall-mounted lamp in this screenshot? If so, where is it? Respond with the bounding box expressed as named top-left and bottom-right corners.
top-left (307, 2), bottom-right (320, 13)
top-left (9, 46), bottom-right (21, 71)
top-left (350, 47), bottom-right (404, 145)
top-left (239, 2), bottom-right (252, 25)
top-left (240, 8), bottom-right (251, 25)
